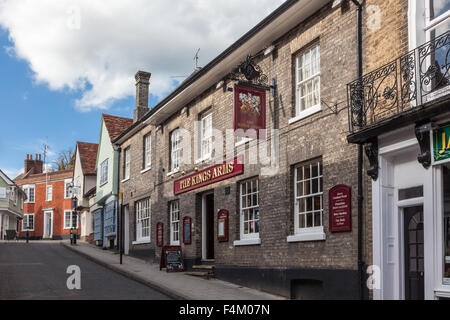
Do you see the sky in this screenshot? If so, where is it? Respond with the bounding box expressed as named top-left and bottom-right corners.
top-left (0, 0), bottom-right (285, 178)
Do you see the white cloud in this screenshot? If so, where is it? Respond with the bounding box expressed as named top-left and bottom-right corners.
top-left (0, 0), bottom-right (285, 112)
top-left (3, 167), bottom-right (24, 179)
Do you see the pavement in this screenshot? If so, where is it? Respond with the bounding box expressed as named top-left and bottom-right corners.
top-left (0, 241), bottom-right (170, 300)
top-left (62, 240), bottom-right (286, 300)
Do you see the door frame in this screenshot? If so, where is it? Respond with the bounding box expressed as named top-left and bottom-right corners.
top-left (124, 205), bottom-right (130, 255)
top-left (43, 210), bottom-right (53, 239)
top-left (202, 191), bottom-right (214, 261)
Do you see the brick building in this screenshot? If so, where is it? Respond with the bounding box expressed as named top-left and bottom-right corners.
top-left (15, 154), bottom-right (75, 240)
top-left (346, 0), bottom-right (450, 300)
top-left (113, 0), bottom-right (373, 299)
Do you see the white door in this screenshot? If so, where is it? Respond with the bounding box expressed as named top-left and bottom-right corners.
top-left (43, 211), bottom-right (53, 239)
top-left (124, 206), bottom-right (129, 255)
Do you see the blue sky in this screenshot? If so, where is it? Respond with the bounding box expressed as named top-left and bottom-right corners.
top-left (0, 27), bottom-right (161, 177)
top-left (0, 0), bottom-right (283, 178)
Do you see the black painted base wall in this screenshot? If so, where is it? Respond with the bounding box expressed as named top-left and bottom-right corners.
top-left (215, 266), bottom-right (361, 300)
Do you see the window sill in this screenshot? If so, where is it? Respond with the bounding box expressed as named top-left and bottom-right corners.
top-left (287, 232), bottom-right (326, 243)
top-left (233, 238), bottom-right (261, 246)
top-left (121, 178), bottom-right (130, 183)
top-left (133, 239), bottom-right (151, 245)
top-left (141, 167), bottom-right (152, 174)
top-left (167, 169), bottom-right (180, 177)
top-left (289, 105), bottom-right (322, 125)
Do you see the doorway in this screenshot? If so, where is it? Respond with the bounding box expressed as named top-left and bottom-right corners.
top-left (43, 211), bottom-right (53, 239)
top-left (202, 192), bottom-right (215, 260)
top-left (404, 206), bottom-right (425, 300)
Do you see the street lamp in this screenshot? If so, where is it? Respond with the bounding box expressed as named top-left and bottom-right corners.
top-left (68, 183), bottom-right (80, 245)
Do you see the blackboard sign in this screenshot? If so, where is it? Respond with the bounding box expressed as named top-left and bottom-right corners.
top-left (160, 246), bottom-right (184, 272)
top-left (183, 216), bottom-right (192, 245)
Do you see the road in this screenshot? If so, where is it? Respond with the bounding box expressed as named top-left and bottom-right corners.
top-left (0, 242), bottom-right (171, 300)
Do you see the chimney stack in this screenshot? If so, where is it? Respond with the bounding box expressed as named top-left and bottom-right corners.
top-left (134, 71), bottom-right (151, 123)
top-left (24, 153), bottom-right (43, 175)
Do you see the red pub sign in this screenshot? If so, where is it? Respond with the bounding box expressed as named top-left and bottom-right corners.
top-left (329, 185), bottom-right (352, 233)
top-left (174, 157), bottom-right (244, 195)
top-left (234, 84), bottom-right (266, 139)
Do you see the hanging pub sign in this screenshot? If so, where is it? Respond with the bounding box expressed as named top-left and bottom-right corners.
top-left (160, 246), bottom-right (185, 272)
top-left (183, 217), bottom-right (192, 245)
top-left (329, 185), bottom-right (352, 233)
top-left (217, 209), bottom-right (229, 242)
top-left (157, 222), bottom-right (164, 247)
top-left (433, 122), bottom-right (450, 165)
top-left (174, 156), bottom-right (244, 195)
top-left (233, 84), bottom-right (266, 139)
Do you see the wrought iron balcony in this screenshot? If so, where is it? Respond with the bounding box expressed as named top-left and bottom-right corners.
top-left (348, 30), bottom-right (450, 133)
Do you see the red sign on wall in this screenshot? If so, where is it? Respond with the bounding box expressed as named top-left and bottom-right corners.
top-left (329, 185), bottom-right (352, 233)
top-left (174, 157), bottom-right (244, 195)
top-left (157, 222), bottom-right (164, 247)
top-left (233, 84), bottom-right (266, 139)
top-left (217, 209), bottom-right (229, 242)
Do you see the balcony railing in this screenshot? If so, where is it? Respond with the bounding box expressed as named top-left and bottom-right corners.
top-left (348, 30), bottom-right (450, 133)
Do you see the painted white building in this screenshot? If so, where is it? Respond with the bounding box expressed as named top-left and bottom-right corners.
top-left (0, 169), bottom-right (26, 240)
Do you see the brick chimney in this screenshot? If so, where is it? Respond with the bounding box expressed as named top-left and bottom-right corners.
top-left (134, 71), bottom-right (151, 123)
top-left (24, 154), bottom-right (43, 174)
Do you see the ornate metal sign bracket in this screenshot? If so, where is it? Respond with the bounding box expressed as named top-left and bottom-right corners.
top-left (229, 55), bottom-right (272, 91)
top-left (415, 122), bottom-right (432, 169)
top-left (365, 137), bottom-right (379, 181)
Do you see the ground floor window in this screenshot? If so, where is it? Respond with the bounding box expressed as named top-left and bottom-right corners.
top-left (136, 198), bottom-right (151, 242)
top-left (170, 200), bottom-right (180, 245)
top-left (294, 160), bottom-right (323, 233)
top-left (22, 213), bottom-right (34, 231)
top-left (64, 210), bottom-right (78, 229)
top-left (240, 178), bottom-right (260, 239)
top-left (443, 163), bottom-right (450, 284)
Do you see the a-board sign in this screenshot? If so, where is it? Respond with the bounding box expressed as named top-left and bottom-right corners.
top-left (183, 217), bottom-right (192, 245)
top-left (160, 246), bottom-right (184, 272)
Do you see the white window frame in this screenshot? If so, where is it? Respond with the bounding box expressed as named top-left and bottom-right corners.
top-left (100, 159), bottom-right (109, 185)
top-left (23, 185), bottom-right (35, 203)
top-left (22, 213), bottom-right (34, 232)
top-left (291, 42), bottom-right (321, 124)
top-left (64, 210), bottom-right (78, 230)
top-left (234, 179), bottom-right (261, 246)
top-left (143, 133), bottom-right (152, 171)
top-left (170, 200), bottom-right (180, 246)
top-left (64, 179), bottom-right (72, 199)
top-left (135, 198), bottom-right (151, 243)
top-left (199, 112), bottom-right (212, 161)
top-left (288, 160), bottom-right (326, 243)
top-left (170, 129), bottom-right (181, 173)
top-left (46, 185), bottom-right (52, 202)
top-left (124, 147), bottom-right (131, 181)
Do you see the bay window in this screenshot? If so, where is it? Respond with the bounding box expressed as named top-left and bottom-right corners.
top-left (135, 198), bottom-right (151, 243)
top-left (170, 200), bottom-right (180, 245)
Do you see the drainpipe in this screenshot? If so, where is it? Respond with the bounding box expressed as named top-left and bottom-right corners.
top-left (349, 0), bottom-right (365, 300)
top-left (114, 145), bottom-right (123, 264)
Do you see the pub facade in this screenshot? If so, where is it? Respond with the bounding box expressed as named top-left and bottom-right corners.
top-left (114, 0), bottom-right (372, 299)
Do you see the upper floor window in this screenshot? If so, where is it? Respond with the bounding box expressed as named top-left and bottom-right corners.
top-left (144, 133), bottom-right (152, 170)
top-left (64, 179), bottom-right (72, 199)
top-left (24, 185), bottom-right (35, 203)
top-left (200, 112), bottom-right (212, 161)
top-left (46, 185), bottom-right (52, 202)
top-left (100, 159), bottom-right (108, 185)
top-left (426, 1), bottom-right (450, 40)
top-left (124, 147), bottom-right (131, 180)
top-left (22, 213), bottom-right (34, 231)
top-left (170, 129), bottom-right (181, 172)
top-left (294, 42), bottom-right (321, 121)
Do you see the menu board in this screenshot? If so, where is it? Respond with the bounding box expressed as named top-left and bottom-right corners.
top-left (329, 185), bottom-right (352, 233)
top-left (217, 209), bottom-right (229, 242)
top-left (183, 217), bottom-right (192, 245)
top-left (160, 246), bottom-right (184, 272)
